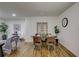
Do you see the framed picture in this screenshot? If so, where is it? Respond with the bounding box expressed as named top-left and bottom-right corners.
top-left (13, 24), bottom-right (21, 32)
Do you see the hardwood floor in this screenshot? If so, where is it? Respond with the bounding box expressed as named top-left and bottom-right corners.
top-left (5, 41), bottom-right (75, 57)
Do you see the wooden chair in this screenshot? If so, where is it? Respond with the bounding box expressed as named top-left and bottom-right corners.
top-left (46, 37), bottom-right (55, 50)
top-left (33, 36), bottom-right (41, 50)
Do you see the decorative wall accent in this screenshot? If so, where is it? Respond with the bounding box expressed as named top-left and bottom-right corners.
top-left (62, 17), bottom-right (68, 27)
top-left (13, 24), bottom-right (21, 32)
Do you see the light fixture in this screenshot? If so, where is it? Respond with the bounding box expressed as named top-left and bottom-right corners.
top-left (12, 13), bottom-right (16, 16)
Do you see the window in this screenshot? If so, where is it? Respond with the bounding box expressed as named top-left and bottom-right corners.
top-left (37, 22), bottom-right (48, 34)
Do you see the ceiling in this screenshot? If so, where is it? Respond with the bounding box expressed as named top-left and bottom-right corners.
top-left (0, 2), bottom-right (75, 19)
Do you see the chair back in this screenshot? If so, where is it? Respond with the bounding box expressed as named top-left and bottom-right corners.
top-left (33, 36), bottom-right (41, 44)
top-left (46, 37), bottom-right (55, 44)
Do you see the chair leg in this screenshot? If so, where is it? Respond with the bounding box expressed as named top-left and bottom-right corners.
top-left (33, 45), bottom-right (36, 56)
top-left (48, 45), bottom-right (54, 50)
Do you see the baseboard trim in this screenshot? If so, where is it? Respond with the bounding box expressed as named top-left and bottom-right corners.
top-left (59, 43), bottom-right (76, 57)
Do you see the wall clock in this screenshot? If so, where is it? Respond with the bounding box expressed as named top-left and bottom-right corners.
top-left (62, 17), bottom-right (68, 27)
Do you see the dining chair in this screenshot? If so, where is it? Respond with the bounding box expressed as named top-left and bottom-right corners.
top-left (46, 37), bottom-right (55, 50)
top-left (33, 36), bottom-right (42, 50)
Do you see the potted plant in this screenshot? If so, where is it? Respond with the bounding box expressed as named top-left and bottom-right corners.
top-left (54, 25), bottom-right (60, 46)
top-left (0, 22), bottom-right (8, 40)
top-left (54, 25), bottom-right (59, 37)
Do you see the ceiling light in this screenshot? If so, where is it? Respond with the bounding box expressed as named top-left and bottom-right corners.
top-left (12, 13), bottom-right (16, 16)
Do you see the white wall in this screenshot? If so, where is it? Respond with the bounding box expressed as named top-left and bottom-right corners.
top-left (58, 3), bottom-right (79, 56)
top-left (25, 16), bottom-right (58, 42)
